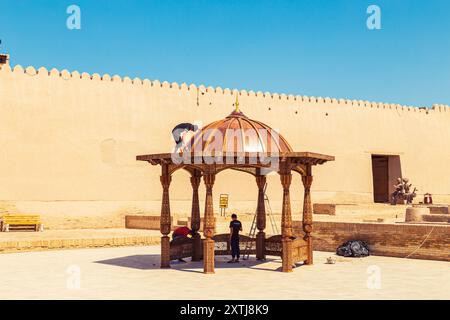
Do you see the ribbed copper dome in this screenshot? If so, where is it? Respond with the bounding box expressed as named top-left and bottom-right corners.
top-left (188, 109), bottom-right (293, 154)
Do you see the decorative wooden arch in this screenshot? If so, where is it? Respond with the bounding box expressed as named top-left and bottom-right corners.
top-left (137, 105), bottom-right (334, 274)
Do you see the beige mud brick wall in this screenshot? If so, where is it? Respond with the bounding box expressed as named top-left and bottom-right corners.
top-left (294, 221), bottom-right (450, 262)
top-left (0, 63), bottom-right (450, 228)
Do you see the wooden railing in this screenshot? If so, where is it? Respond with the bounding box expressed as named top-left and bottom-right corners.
top-left (265, 234), bottom-right (309, 263)
top-left (168, 233), bottom-right (309, 263)
top-left (169, 237), bottom-right (194, 260)
top-left (265, 235), bottom-right (282, 256)
top-left (213, 234), bottom-right (256, 256)
top-left (291, 237), bottom-right (308, 263)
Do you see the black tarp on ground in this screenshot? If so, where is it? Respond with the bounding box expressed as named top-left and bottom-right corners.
top-left (336, 240), bottom-right (370, 257)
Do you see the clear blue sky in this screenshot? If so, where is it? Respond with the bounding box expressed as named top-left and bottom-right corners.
top-left (1, 0), bottom-right (449, 107)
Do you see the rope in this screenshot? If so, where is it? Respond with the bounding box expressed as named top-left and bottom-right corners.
top-left (404, 225), bottom-right (435, 259)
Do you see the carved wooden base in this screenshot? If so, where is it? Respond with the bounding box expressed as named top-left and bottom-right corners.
top-left (281, 237), bottom-right (293, 272)
top-left (256, 231), bottom-right (266, 260)
top-left (161, 235), bottom-right (170, 268)
top-left (304, 234), bottom-right (313, 265)
top-left (203, 238), bottom-right (215, 274)
top-left (192, 233), bottom-right (202, 261)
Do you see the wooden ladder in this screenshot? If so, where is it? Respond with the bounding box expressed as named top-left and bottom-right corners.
top-left (242, 183), bottom-right (278, 260)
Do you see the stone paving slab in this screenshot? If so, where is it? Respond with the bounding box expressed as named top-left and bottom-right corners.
top-left (0, 246), bottom-right (448, 299)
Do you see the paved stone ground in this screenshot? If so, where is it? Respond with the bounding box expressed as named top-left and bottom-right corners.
top-left (0, 245), bottom-right (448, 300)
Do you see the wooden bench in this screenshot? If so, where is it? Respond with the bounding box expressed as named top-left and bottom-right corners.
top-left (170, 237), bottom-right (194, 261)
top-left (0, 214), bottom-right (43, 232)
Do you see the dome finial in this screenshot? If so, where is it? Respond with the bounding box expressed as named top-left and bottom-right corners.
top-left (234, 93), bottom-right (240, 112)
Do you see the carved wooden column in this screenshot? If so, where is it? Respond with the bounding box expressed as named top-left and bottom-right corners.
top-left (203, 170), bottom-right (216, 274)
top-left (160, 164), bottom-right (172, 268)
top-left (190, 170), bottom-right (202, 261)
top-left (280, 161), bottom-right (293, 272)
top-left (255, 174), bottom-right (266, 260)
top-left (302, 164), bottom-right (314, 265)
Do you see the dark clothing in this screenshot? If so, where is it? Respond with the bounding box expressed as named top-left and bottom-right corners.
top-left (229, 220), bottom-right (242, 259)
top-left (231, 237), bottom-right (240, 259)
top-left (172, 234), bottom-right (186, 241)
top-left (229, 220), bottom-right (242, 239)
top-left (171, 123), bottom-right (198, 144)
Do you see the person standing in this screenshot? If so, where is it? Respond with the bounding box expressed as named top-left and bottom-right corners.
top-left (228, 214), bottom-right (243, 263)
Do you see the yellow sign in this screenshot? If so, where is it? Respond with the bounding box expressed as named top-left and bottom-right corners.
top-left (219, 194), bottom-right (229, 208)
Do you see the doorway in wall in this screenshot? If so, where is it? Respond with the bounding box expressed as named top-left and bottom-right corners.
top-left (371, 155), bottom-right (402, 203)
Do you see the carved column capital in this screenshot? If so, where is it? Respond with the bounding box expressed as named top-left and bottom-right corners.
top-left (256, 175), bottom-right (266, 190)
top-left (280, 173), bottom-right (292, 190)
top-left (190, 175), bottom-right (201, 189)
top-left (160, 174), bottom-right (172, 189)
top-left (203, 173), bottom-right (215, 189)
top-left (302, 175), bottom-right (313, 189)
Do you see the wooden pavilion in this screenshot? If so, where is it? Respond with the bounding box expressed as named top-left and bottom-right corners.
top-left (137, 99), bottom-right (334, 273)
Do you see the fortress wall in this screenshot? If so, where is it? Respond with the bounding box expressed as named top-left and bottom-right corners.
top-left (0, 64), bottom-right (449, 225)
